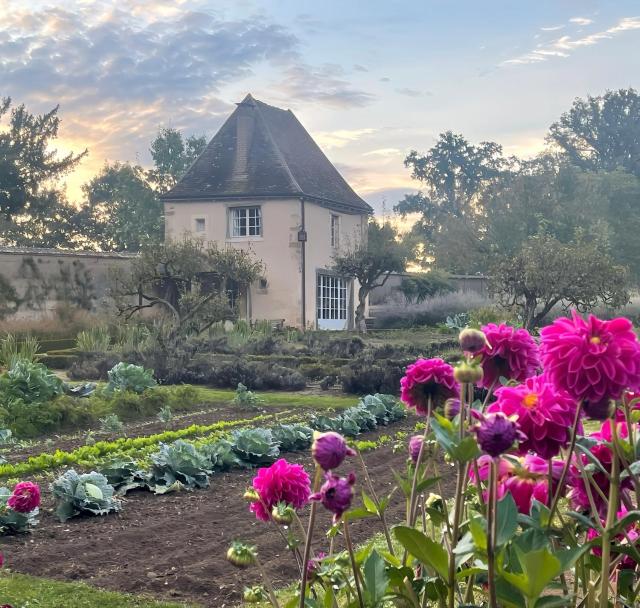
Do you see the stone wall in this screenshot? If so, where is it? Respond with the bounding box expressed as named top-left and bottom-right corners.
top-left (0, 247), bottom-right (134, 319)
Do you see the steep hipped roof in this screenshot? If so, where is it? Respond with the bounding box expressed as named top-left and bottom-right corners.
top-left (160, 94), bottom-right (373, 214)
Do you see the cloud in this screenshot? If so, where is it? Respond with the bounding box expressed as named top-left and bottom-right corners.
top-left (396, 87), bottom-right (430, 97)
top-left (363, 147), bottom-right (402, 157)
top-left (379, 77), bottom-right (391, 82)
top-left (313, 128), bottom-right (376, 150)
top-left (570, 17), bottom-right (593, 26)
top-left (540, 25), bottom-right (564, 32)
top-left (353, 64), bottom-right (368, 72)
top-left (503, 16), bottom-right (640, 66)
top-left (272, 64), bottom-right (375, 108)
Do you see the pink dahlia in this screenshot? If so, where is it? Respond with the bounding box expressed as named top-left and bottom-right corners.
top-left (312, 432), bottom-right (355, 471)
top-left (7, 482), bottom-right (40, 513)
top-left (540, 311), bottom-right (640, 405)
top-left (408, 435), bottom-right (424, 464)
top-left (587, 508), bottom-right (640, 569)
top-left (400, 358), bottom-right (458, 415)
top-left (498, 476), bottom-right (548, 515)
top-left (469, 454), bottom-right (514, 483)
top-left (249, 459), bottom-right (311, 522)
top-left (479, 323), bottom-right (539, 390)
top-left (311, 471), bottom-right (356, 522)
top-left (488, 375), bottom-right (579, 459)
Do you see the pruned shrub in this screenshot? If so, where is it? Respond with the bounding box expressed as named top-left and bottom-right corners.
top-left (68, 352), bottom-right (122, 381)
top-left (340, 358), bottom-right (408, 395)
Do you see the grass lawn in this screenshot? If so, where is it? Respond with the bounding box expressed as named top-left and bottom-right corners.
top-left (0, 572), bottom-right (196, 608)
top-left (193, 386), bottom-right (360, 409)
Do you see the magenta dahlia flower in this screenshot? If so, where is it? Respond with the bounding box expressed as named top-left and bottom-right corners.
top-left (498, 476), bottom-right (548, 515)
top-left (587, 508), bottom-right (640, 569)
top-left (312, 432), bottom-right (355, 471)
top-left (488, 375), bottom-right (579, 459)
top-left (540, 311), bottom-right (640, 405)
top-left (400, 358), bottom-right (459, 415)
top-left (7, 482), bottom-right (40, 513)
top-left (478, 323), bottom-right (539, 390)
top-left (469, 454), bottom-right (514, 483)
top-left (472, 412), bottom-right (526, 458)
top-left (311, 471), bottom-right (356, 522)
top-left (249, 459), bottom-right (311, 522)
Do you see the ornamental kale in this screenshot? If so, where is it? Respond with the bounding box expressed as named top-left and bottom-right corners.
top-left (51, 470), bottom-right (120, 522)
top-left (105, 362), bottom-right (157, 394)
top-left (148, 440), bottom-right (211, 493)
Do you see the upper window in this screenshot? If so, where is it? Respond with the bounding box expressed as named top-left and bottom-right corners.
top-left (194, 218), bottom-right (206, 233)
top-left (230, 206), bottom-right (262, 237)
top-left (330, 214), bottom-right (340, 248)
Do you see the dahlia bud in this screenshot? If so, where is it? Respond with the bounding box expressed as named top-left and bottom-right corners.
top-left (226, 541), bottom-right (257, 568)
top-left (243, 488), bottom-right (260, 502)
top-left (459, 328), bottom-right (487, 354)
top-left (444, 398), bottom-right (461, 420)
top-left (312, 431), bottom-right (356, 471)
top-left (310, 471), bottom-right (356, 522)
top-left (271, 502), bottom-right (294, 525)
top-left (243, 585), bottom-right (267, 603)
top-left (425, 492), bottom-right (444, 510)
top-left (408, 435), bottom-right (423, 464)
top-left (583, 399), bottom-right (616, 421)
top-left (454, 361), bottom-right (484, 384)
top-left (472, 412), bottom-right (525, 458)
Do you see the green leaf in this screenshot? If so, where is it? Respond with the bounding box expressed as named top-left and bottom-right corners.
top-left (469, 515), bottom-right (487, 551)
top-left (362, 550), bottom-right (389, 606)
top-left (84, 482), bottom-right (104, 501)
top-left (496, 493), bottom-right (519, 546)
top-left (362, 492), bottom-right (378, 515)
top-left (501, 547), bottom-right (561, 603)
top-left (453, 436), bottom-right (481, 462)
top-left (415, 476), bottom-right (442, 494)
top-left (393, 526), bottom-right (448, 580)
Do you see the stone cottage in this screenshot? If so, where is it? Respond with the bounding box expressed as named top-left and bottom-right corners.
top-left (161, 94), bottom-right (373, 330)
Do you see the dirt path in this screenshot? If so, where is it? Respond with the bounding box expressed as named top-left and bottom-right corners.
top-left (2, 419), bottom-right (456, 607)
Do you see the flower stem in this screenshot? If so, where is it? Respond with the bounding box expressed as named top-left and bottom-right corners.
top-left (548, 401), bottom-right (582, 523)
top-left (408, 396), bottom-right (432, 528)
top-left (343, 519), bottom-right (365, 608)
top-left (599, 422), bottom-right (621, 608)
top-left (487, 459), bottom-right (499, 608)
top-left (255, 554), bottom-right (281, 608)
top-left (298, 465), bottom-right (323, 608)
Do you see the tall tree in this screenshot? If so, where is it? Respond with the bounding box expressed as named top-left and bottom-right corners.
top-left (0, 97), bottom-right (86, 246)
top-left (82, 163), bottom-right (162, 251)
top-left (394, 131), bottom-right (511, 266)
top-left (548, 88), bottom-right (640, 176)
top-left (331, 221), bottom-right (409, 331)
top-left (148, 128), bottom-right (207, 193)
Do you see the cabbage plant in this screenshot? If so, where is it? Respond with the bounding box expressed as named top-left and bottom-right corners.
top-left (272, 424), bottom-right (313, 451)
top-left (0, 360), bottom-right (63, 404)
top-left (101, 459), bottom-right (149, 495)
top-left (105, 362), bottom-right (156, 394)
top-left (201, 439), bottom-right (244, 471)
top-left (148, 440), bottom-right (211, 493)
top-left (232, 428), bottom-right (280, 464)
top-left (51, 470), bottom-right (120, 522)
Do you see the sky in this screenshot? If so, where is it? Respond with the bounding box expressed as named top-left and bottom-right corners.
top-left (1, 0), bottom-right (639, 214)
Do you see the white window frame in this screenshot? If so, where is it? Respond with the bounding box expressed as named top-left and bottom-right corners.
top-left (194, 217), bottom-right (206, 233)
top-left (229, 206), bottom-right (262, 238)
top-left (330, 214), bottom-right (340, 248)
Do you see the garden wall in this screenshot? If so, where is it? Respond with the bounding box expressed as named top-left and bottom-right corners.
top-left (0, 247), bottom-right (135, 319)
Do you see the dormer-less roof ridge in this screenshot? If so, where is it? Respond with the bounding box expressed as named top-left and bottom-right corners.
top-left (160, 95), bottom-right (373, 214)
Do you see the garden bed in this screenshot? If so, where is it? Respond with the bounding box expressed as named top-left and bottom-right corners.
top-left (2, 418), bottom-right (455, 607)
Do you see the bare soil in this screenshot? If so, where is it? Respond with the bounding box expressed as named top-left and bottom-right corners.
top-left (2, 418), bottom-right (456, 607)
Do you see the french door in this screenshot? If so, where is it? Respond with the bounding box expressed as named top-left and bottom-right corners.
top-left (316, 274), bottom-right (348, 330)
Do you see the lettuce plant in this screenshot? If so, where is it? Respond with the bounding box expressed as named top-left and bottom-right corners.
top-left (232, 428), bottom-right (280, 464)
top-left (105, 362), bottom-right (157, 394)
top-left (0, 486), bottom-right (39, 533)
top-left (148, 440), bottom-right (211, 493)
top-left (51, 470), bottom-right (120, 522)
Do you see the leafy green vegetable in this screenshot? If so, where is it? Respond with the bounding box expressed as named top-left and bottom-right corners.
top-left (271, 424), bottom-right (313, 451)
top-left (148, 440), bottom-right (211, 493)
top-left (105, 363), bottom-right (156, 394)
top-left (0, 360), bottom-right (63, 404)
top-left (232, 428), bottom-right (280, 464)
top-left (201, 439), bottom-right (244, 471)
top-left (51, 469), bottom-right (121, 522)
top-left (100, 459), bottom-right (149, 495)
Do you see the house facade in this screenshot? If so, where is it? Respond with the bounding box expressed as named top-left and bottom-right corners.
top-left (161, 94), bottom-right (373, 330)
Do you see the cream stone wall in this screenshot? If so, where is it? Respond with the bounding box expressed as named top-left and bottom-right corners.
top-left (164, 198), bottom-right (367, 329)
